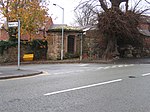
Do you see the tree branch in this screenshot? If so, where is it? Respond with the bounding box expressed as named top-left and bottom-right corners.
top-left (98, 0), bottom-right (108, 12)
top-left (145, 0), bottom-right (150, 4)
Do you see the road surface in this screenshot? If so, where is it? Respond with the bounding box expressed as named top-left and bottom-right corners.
top-left (0, 63), bottom-right (150, 112)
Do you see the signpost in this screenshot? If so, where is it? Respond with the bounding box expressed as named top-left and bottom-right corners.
top-left (8, 22), bottom-right (18, 27)
top-left (8, 20), bottom-right (21, 70)
top-left (17, 20), bottom-right (21, 70)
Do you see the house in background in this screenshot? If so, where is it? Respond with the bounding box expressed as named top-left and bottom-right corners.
top-left (46, 24), bottom-right (83, 60)
top-left (0, 17), bottom-right (53, 41)
top-left (0, 28), bottom-right (9, 41)
top-left (138, 16), bottom-right (150, 48)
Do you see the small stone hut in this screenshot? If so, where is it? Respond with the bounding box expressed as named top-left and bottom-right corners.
top-left (46, 24), bottom-right (83, 60)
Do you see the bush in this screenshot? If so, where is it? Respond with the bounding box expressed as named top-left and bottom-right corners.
top-left (21, 39), bottom-right (48, 60)
top-left (0, 41), bottom-right (17, 55)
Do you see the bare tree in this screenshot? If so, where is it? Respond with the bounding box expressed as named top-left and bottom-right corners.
top-left (74, 4), bottom-right (98, 26)
top-left (74, 0), bottom-right (101, 27)
top-left (145, 0), bottom-right (150, 4)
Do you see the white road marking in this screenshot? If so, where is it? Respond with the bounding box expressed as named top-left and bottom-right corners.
top-left (42, 71), bottom-right (49, 75)
top-left (111, 65), bottom-right (117, 68)
top-left (47, 64), bottom-right (135, 76)
top-left (44, 79), bottom-right (123, 96)
top-left (103, 66), bottom-right (111, 69)
top-left (79, 64), bottom-right (89, 67)
top-left (124, 65), bottom-right (129, 67)
top-left (76, 70), bottom-right (85, 72)
top-left (53, 72), bottom-right (65, 75)
top-left (53, 64), bottom-right (135, 75)
top-left (65, 71), bottom-right (74, 74)
top-left (97, 67), bottom-right (104, 70)
top-left (142, 73), bottom-right (150, 77)
top-left (118, 65), bottom-right (124, 67)
top-left (129, 64), bottom-right (134, 66)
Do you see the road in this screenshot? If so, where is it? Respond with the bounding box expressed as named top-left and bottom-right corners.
top-left (0, 63), bottom-right (150, 112)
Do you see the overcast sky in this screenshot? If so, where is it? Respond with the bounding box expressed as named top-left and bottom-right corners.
top-left (0, 0), bottom-right (149, 26)
top-left (48, 0), bottom-right (81, 25)
top-left (48, 0), bottom-right (150, 26)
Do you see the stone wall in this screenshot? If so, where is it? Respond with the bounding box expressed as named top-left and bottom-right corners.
top-left (47, 32), bottom-right (61, 60)
top-left (0, 46), bottom-right (27, 63)
top-left (84, 30), bottom-right (150, 59)
top-left (82, 30), bottom-right (105, 60)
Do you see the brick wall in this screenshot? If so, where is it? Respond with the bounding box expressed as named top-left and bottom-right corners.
top-left (0, 29), bottom-right (9, 41)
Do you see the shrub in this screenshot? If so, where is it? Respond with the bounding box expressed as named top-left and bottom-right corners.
top-left (0, 41), bottom-right (17, 55)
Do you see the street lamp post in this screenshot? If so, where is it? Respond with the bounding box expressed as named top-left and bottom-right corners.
top-left (53, 3), bottom-right (64, 60)
top-left (80, 33), bottom-right (83, 61)
top-left (78, 33), bottom-right (83, 61)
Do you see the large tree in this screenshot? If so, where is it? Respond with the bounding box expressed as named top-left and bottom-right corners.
top-left (0, 0), bottom-right (50, 40)
top-left (75, 0), bottom-right (150, 60)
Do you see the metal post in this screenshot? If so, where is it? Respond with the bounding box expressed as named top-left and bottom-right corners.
top-left (18, 19), bottom-right (20, 70)
top-left (80, 33), bottom-right (83, 61)
top-left (53, 4), bottom-right (64, 60)
top-left (61, 7), bottom-right (64, 60)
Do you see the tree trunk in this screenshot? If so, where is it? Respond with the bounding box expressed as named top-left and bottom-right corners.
top-left (102, 36), bottom-right (118, 60)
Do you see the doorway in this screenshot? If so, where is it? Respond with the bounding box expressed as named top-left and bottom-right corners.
top-left (68, 35), bottom-right (75, 54)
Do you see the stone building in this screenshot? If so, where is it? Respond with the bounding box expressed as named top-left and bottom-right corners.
top-left (46, 24), bottom-right (83, 60)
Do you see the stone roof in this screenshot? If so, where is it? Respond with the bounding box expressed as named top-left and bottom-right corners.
top-left (48, 24), bottom-right (83, 33)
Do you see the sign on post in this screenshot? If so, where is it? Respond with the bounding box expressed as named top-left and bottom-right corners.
top-left (8, 22), bottom-right (18, 27)
top-left (8, 21), bottom-right (20, 70)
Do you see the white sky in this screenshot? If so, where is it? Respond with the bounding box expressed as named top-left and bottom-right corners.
top-left (47, 0), bottom-right (81, 25)
top-left (0, 0), bottom-right (149, 26)
top-left (48, 0), bottom-right (150, 26)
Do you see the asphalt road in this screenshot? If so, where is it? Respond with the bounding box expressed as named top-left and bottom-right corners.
top-left (0, 63), bottom-right (150, 112)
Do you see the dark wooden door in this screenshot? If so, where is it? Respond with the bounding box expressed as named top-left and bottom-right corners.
top-left (68, 35), bottom-right (75, 53)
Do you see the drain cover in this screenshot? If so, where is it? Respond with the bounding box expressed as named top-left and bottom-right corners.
top-left (128, 76), bottom-right (136, 78)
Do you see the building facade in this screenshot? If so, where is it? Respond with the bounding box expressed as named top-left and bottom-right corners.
top-left (46, 24), bottom-right (83, 60)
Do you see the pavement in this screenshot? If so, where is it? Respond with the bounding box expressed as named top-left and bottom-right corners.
top-left (0, 66), bottom-right (43, 80)
top-left (0, 58), bottom-right (150, 80)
